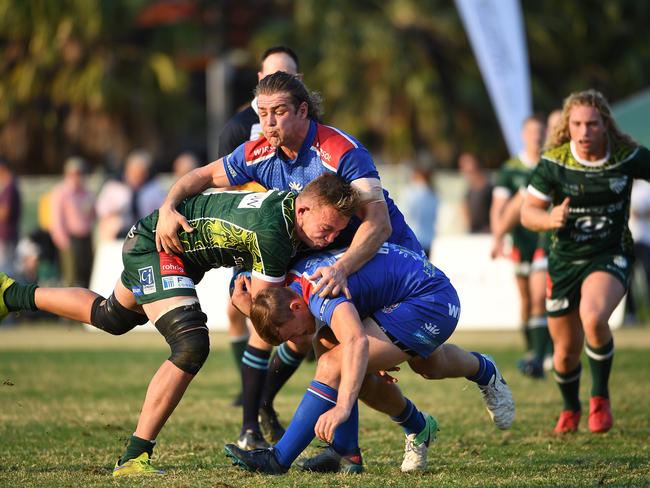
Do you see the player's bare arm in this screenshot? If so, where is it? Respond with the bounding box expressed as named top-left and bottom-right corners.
top-left (156, 159), bottom-right (231, 254)
top-left (310, 179), bottom-right (391, 298)
top-left (522, 192), bottom-right (569, 232)
top-left (314, 302), bottom-right (368, 443)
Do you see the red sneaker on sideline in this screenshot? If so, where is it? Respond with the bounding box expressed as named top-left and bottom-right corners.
top-left (589, 396), bottom-right (613, 433)
top-left (554, 410), bottom-right (581, 434)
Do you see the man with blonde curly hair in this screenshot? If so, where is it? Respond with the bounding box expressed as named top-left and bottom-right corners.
top-left (522, 89), bottom-right (650, 434)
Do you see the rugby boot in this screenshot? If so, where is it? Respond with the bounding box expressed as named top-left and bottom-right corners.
top-left (401, 414), bottom-right (439, 473)
top-left (554, 410), bottom-right (581, 434)
top-left (224, 444), bottom-right (287, 475)
top-left (478, 355), bottom-right (515, 429)
top-left (259, 407), bottom-right (286, 443)
top-left (112, 453), bottom-right (164, 477)
top-left (237, 428), bottom-right (270, 450)
top-left (588, 396), bottom-right (613, 433)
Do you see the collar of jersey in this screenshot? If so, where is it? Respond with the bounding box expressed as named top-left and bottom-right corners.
top-left (570, 140), bottom-right (610, 167)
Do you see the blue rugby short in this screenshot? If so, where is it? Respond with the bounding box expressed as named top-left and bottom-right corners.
top-left (371, 283), bottom-right (460, 358)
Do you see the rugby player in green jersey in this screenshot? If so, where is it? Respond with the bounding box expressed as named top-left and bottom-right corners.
top-left (491, 115), bottom-right (553, 378)
top-left (521, 89), bottom-right (650, 434)
top-left (0, 173), bottom-right (358, 476)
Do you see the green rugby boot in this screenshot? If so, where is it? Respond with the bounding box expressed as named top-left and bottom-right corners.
top-left (0, 273), bottom-right (16, 322)
top-left (401, 414), bottom-right (439, 473)
top-left (112, 452), bottom-right (165, 477)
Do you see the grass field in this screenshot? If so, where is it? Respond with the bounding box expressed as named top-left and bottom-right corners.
top-left (1, 323), bottom-right (649, 487)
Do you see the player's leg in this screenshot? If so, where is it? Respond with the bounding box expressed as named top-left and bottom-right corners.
top-left (407, 343), bottom-right (515, 430)
top-left (0, 272), bottom-right (145, 329)
top-left (227, 295), bottom-right (248, 406)
top-left (237, 326), bottom-right (274, 449)
top-left (529, 259), bottom-right (552, 376)
top-left (514, 271), bottom-right (534, 374)
top-left (549, 310), bottom-right (584, 433)
top-left (225, 319), bottom-right (413, 474)
top-left (113, 221), bottom-right (209, 475)
top-left (259, 337), bottom-right (311, 442)
top-left (114, 294), bottom-right (209, 476)
top-left (580, 271), bottom-right (625, 433)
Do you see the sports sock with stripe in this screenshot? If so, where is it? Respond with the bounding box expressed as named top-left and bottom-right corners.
top-left (261, 342), bottom-right (305, 411)
top-left (554, 363), bottom-right (582, 411)
top-left (391, 398), bottom-right (426, 436)
top-left (466, 352), bottom-right (496, 386)
top-left (331, 400), bottom-right (359, 456)
top-left (586, 339), bottom-right (614, 399)
top-left (240, 345), bottom-right (270, 433)
top-left (273, 381), bottom-right (337, 468)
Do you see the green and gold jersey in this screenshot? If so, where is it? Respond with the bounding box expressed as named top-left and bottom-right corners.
top-left (528, 141), bottom-right (650, 259)
top-left (176, 190), bottom-right (299, 282)
top-left (494, 156), bottom-right (539, 251)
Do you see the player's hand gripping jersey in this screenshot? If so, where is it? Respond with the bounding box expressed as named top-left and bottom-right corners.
top-left (528, 142), bottom-right (650, 259)
top-left (122, 190), bottom-right (299, 303)
top-left (287, 242), bottom-right (461, 358)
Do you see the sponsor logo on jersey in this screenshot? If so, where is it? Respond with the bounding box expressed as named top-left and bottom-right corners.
top-left (159, 252), bottom-right (187, 276)
top-left (288, 181), bottom-right (303, 192)
top-left (382, 303), bottom-right (401, 314)
top-left (131, 285), bottom-right (143, 297)
top-left (162, 276), bottom-right (196, 291)
top-left (127, 225), bottom-right (136, 239)
top-left (574, 215), bottom-right (612, 233)
top-left (423, 322), bottom-right (440, 336)
top-left (613, 255), bottom-right (628, 269)
top-left (238, 191), bottom-right (272, 209)
top-left (138, 266), bottom-right (156, 295)
top-left (448, 303), bottom-right (460, 318)
top-left (546, 297), bottom-right (569, 313)
top-left (609, 176), bottom-right (628, 194)
top-left (252, 144), bottom-right (274, 158)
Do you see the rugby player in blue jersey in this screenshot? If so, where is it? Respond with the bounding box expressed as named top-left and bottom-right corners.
top-left (223, 243), bottom-right (514, 473)
top-left (155, 72), bottom-right (430, 450)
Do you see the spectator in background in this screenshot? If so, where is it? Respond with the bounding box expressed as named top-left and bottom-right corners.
top-left (626, 179), bottom-right (650, 322)
top-left (458, 152), bottom-right (492, 233)
top-left (49, 157), bottom-right (96, 287)
top-left (173, 152), bottom-right (199, 180)
top-left (400, 163), bottom-right (438, 258)
top-left (0, 157), bottom-right (21, 274)
top-left (96, 150), bottom-right (165, 241)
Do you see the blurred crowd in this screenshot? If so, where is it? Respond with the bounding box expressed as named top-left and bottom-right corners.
top-left (0, 150), bottom-right (198, 309)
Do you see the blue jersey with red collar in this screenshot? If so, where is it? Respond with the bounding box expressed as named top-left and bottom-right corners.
top-left (287, 243), bottom-right (451, 327)
top-left (223, 120), bottom-right (417, 250)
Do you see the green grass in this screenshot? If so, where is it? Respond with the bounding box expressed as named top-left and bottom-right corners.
top-left (1, 324), bottom-right (649, 487)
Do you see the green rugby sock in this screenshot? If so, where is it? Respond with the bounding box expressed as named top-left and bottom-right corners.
top-left (528, 316), bottom-right (550, 360)
top-left (5, 282), bottom-right (38, 312)
top-left (522, 323), bottom-right (532, 353)
top-left (586, 339), bottom-right (614, 399)
top-left (119, 434), bottom-right (156, 465)
top-left (554, 364), bottom-right (582, 412)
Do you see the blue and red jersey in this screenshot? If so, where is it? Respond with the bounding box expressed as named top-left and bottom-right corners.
top-left (223, 120), bottom-right (418, 251)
